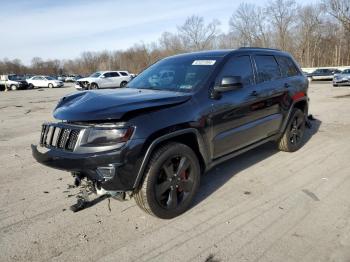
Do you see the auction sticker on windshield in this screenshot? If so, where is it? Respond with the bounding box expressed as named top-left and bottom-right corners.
top-left (192, 60), bottom-right (216, 65)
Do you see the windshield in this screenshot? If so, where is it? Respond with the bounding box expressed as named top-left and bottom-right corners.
top-left (128, 56), bottom-right (221, 92)
top-left (90, 72), bottom-right (101, 78)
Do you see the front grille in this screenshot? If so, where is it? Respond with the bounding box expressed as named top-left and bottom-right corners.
top-left (40, 124), bottom-right (81, 151)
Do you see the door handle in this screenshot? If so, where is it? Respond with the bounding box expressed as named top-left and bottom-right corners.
top-left (250, 90), bottom-right (258, 96)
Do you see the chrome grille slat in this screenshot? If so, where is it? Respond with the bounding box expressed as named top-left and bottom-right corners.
top-left (49, 127), bottom-right (56, 146)
top-left (58, 129), bottom-right (70, 149)
top-left (39, 124), bottom-right (81, 152)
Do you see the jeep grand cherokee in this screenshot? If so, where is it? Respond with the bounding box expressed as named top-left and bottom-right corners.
top-left (32, 48), bottom-right (309, 219)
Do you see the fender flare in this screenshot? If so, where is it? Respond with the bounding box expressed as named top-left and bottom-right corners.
top-left (280, 97), bottom-right (308, 134)
top-left (133, 128), bottom-right (208, 188)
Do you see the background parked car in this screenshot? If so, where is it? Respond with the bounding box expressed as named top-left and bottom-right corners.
top-left (333, 68), bottom-right (350, 86)
top-left (65, 75), bottom-right (82, 82)
top-left (26, 76), bottom-right (64, 88)
top-left (75, 71), bottom-right (131, 90)
top-left (0, 74), bottom-right (29, 91)
top-left (57, 75), bottom-right (67, 82)
top-left (306, 68), bottom-right (341, 81)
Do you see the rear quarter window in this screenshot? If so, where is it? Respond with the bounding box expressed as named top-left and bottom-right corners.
top-left (254, 55), bottom-right (281, 82)
top-left (119, 72), bottom-right (128, 76)
top-left (276, 56), bottom-right (300, 77)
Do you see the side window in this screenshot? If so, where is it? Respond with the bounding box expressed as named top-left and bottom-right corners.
top-left (119, 72), bottom-right (127, 76)
top-left (216, 55), bottom-right (254, 86)
top-left (276, 56), bottom-right (299, 77)
top-left (255, 55), bottom-right (281, 82)
top-left (32, 77), bottom-right (40, 80)
top-left (103, 73), bottom-right (111, 78)
top-left (110, 72), bottom-right (120, 77)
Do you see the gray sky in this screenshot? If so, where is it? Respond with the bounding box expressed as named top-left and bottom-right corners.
top-left (0, 0), bottom-right (318, 64)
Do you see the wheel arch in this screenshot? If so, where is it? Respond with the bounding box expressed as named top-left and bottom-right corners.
top-left (133, 128), bottom-right (208, 189)
top-left (280, 97), bottom-right (308, 134)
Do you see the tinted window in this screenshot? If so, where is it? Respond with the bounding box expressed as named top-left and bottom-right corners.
top-left (32, 77), bottom-right (40, 80)
top-left (119, 72), bottom-right (128, 76)
top-left (103, 73), bottom-right (113, 78)
top-left (276, 56), bottom-right (299, 77)
top-left (216, 55), bottom-right (254, 86)
top-left (255, 55), bottom-right (281, 82)
top-left (109, 72), bottom-right (120, 77)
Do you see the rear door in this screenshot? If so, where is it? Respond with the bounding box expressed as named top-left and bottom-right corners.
top-left (210, 54), bottom-right (286, 159)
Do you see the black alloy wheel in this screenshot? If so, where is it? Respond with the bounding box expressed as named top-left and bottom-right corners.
top-left (134, 142), bottom-right (200, 219)
top-left (155, 155), bottom-right (194, 210)
top-left (278, 108), bottom-right (306, 152)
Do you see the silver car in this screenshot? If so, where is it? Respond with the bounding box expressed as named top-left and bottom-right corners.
top-left (333, 69), bottom-right (350, 87)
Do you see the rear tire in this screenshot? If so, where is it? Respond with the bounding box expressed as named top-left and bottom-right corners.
top-left (48, 83), bottom-right (53, 88)
top-left (134, 142), bottom-right (200, 219)
top-left (278, 108), bottom-right (306, 152)
top-left (28, 84), bottom-right (34, 89)
top-left (10, 85), bottom-right (17, 91)
top-left (120, 81), bottom-right (127, 88)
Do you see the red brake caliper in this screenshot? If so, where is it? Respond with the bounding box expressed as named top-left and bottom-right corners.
top-left (177, 171), bottom-right (188, 192)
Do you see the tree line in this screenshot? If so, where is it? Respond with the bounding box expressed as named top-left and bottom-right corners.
top-left (1, 0), bottom-right (349, 76)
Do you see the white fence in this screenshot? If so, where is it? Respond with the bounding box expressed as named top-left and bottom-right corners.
top-left (301, 66), bottom-right (350, 73)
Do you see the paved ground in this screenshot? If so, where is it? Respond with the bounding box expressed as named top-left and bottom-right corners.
top-left (0, 82), bottom-right (350, 262)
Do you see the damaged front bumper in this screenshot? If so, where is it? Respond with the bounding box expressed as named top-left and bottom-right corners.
top-left (31, 138), bottom-right (145, 192)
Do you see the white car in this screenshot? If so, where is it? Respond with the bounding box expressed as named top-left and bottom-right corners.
top-left (75, 71), bottom-right (131, 90)
top-left (27, 76), bottom-right (64, 88)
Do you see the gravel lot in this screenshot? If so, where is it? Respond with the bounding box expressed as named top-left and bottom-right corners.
top-left (0, 82), bottom-right (350, 262)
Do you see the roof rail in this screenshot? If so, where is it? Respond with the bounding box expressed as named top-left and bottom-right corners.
top-left (238, 47), bottom-right (281, 51)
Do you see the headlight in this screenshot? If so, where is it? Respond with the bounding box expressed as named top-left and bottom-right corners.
top-left (84, 126), bottom-right (134, 146)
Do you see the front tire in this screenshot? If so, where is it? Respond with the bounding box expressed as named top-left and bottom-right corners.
top-left (90, 83), bottom-right (98, 89)
top-left (134, 142), bottom-right (201, 219)
top-left (120, 81), bottom-right (127, 88)
top-left (48, 83), bottom-right (54, 88)
top-left (10, 85), bottom-right (17, 91)
top-left (278, 108), bottom-right (306, 152)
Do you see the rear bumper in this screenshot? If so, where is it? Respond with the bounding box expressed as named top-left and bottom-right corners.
top-left (31, 138), bottom-right (145, 191)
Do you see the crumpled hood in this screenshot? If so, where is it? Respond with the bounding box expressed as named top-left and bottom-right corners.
top-left (53, 88), bottom-right (191, 121)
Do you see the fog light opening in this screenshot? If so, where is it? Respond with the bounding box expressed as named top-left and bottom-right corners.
top-left (96, 165), bottom-right (116, 181)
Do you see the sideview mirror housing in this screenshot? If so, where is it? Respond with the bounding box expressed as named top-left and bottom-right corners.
top-left (212, 76), bottom-right (242, 97)
top-left (100, 75), bottom-right (106, 78)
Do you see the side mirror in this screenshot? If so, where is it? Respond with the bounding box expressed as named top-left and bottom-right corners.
top-left (214, 76), bottom-right (242, 93)
top-left (100, 75), bottom-right (106, 78)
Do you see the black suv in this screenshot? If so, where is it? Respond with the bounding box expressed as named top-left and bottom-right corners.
top-left (32, 48), bottom-right (309, 219)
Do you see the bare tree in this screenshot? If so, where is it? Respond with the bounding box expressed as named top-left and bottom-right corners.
top-left (178, 15), bottom-right (220, 50)
top-left (324, 0), bottom-right (350, 32)
top-left (266, 0), bottom-right (298, 50)
top-left (229, 3), bottom-right (270, 47)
